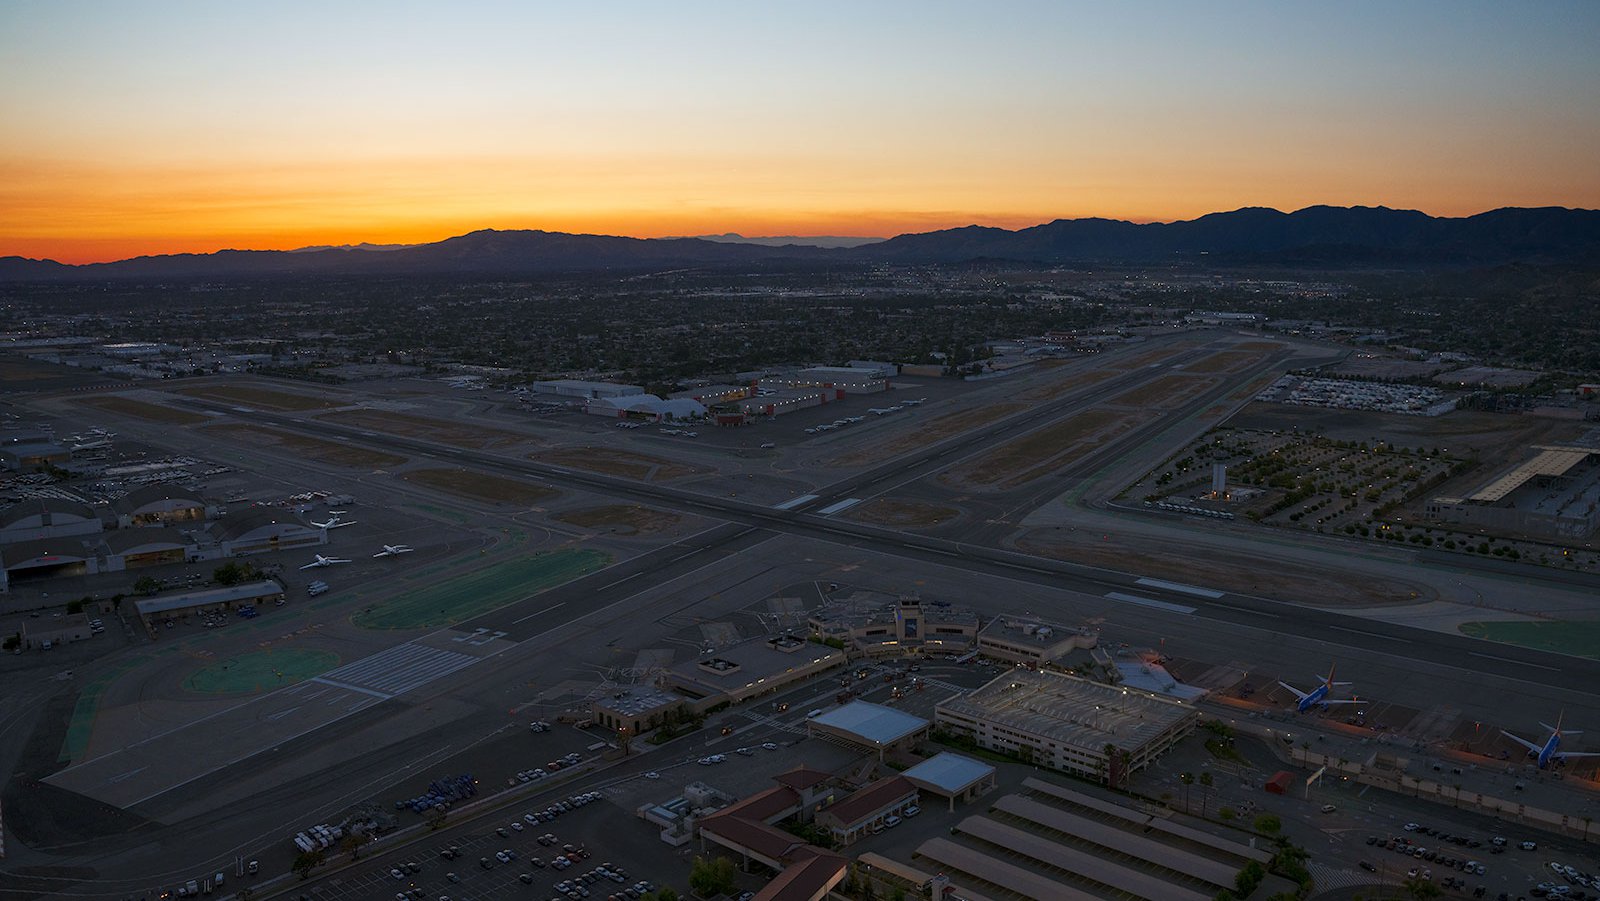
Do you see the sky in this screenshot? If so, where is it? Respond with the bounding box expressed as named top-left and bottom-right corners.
top-left (3, 1), bottom-right (1598, 263)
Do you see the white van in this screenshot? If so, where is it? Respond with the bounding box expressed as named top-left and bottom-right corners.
top-left (806, 708), bottom-right (823, 719)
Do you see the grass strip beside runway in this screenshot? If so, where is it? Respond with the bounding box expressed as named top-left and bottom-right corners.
top-left (352, 548), bottom-right (611, 630)
top-left (182, 648), bottom-right (342, 694)
top-left (1459, 620), bottom-right (1600, 660)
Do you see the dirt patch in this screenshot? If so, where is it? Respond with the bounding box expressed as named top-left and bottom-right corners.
top-left (1108, 373), bottom-right (1218, 410)
top-left (846, 498), bottom-right (961, 528)
top-left (534, 447), bottom-right (705, 481)
top-left (1184, 351), bottom-right (1263, 374)
top-left (828, 403), bottom-right (1026, 467)
top-left (1016, 528), bottom-right (1429, 606)
top-left (1017, 368), bottom-right (1118, 403)
top-left (177, 384), bottom-right (341, 411)
top-left (77, 395), bottom-right (207, 425)
top-left (401, 467), bottom-right (557, 505)
top-left (319, 408), bottom-right (534, 450)
top-left (555, 504), bottom-right (682, 535)
top-left (206, 424), bottom-right (406, 468)
top-left (952, 408), bottom-right (1154, 488)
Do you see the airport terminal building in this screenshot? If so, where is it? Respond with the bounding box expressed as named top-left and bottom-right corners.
top-left (808, 596), bottom-right (978, 657)
top-left (663, 634), bottom-right (846, 708)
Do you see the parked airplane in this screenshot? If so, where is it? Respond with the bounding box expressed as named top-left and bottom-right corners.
top-left (1280, 665), bottom-right (1359, 712)
top-left (299, 554), bottom-right (352, 570)
top-left (373, 544), bottom-right (415, 558)
top-left (1503, 714), bottom-right (1600, 769)
top-left (311, 515), bottom-right (357, 530)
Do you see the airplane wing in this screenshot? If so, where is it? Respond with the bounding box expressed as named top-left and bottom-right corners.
top-left (1556, 751), bottom-right (1600, 760)
top-left (1277, 681), bottom-right (1309, 701)
top-left (299, 561), bottom-right (321, 570)
top-left (1321, 699), bottom-right (1360, 705)
top-left (372, 551), bottom-right (390, 558)
top-left (1501, 731), bottom-right (1544, 754)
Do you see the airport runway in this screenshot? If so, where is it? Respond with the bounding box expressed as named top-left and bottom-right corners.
top-left (172, 390), bottom-right (1600, 690)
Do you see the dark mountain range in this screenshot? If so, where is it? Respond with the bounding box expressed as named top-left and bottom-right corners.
top-left (2, 206), bottom-right (1596, 281)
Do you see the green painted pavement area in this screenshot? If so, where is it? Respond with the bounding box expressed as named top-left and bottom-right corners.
top-left (182, 648), bottom-right (342, 694)
top-left (352, 548), bottom-right (611, 630)
top-left (1459, 620), bottom-right (1600, 660)
top-left (60, 656), bottom-right (153, 763)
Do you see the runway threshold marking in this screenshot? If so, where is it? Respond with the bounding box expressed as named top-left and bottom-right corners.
top-left (1325, 625), bottom-right (1411, 644)
top-left (773, 494), bottom-right (818, 511)
top-left (513, 602), bottom-right (566, 625)
top-left (1104, 592), bottom-right (1196, 615)
top-left (816, 498), bottom-right (862, 516)
top-left (1468, 651), bottom-right (1561, 673)
top-left (1135, 577), bottom-right (1224, 599)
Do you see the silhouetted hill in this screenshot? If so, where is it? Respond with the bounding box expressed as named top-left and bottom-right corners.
top-left (858, 206), bottom-right (1600, 265)
top-left (3, 207), bottom-right (1596, 280)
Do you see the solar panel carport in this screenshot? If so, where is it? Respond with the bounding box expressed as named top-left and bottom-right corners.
top-left (957, 816), bottom-right (1211, 901)
top-left (992, 795), bottom-right (1237, 888)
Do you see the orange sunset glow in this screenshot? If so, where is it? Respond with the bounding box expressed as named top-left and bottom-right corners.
top-left (3, 3), bottom-right (1598, 263)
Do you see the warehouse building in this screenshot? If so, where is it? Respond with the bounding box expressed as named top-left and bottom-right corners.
top-left (663, 633), bottom-right (846, 708)
top-left (1427, 444), bottom-right (1600, 538)
top-left (530, 379), bottom-right (644, 402)
top-left (133, 580), bottom-right (285, 633)
top-left (102, 527), bottom-right (197, 571)
top-left (670, 384), bottom-right (751, 405)
top-left (0, 497), bottom-right (104, 545)
top-left (759, 368), bottom-right (887, 394)
top-left (213, 508), bottom-right (327, 557)
top-left (935, 669), bottom-right (1198, 785)
top-left (975, 615), bottom-right (1099, 665)
top-left (113, 485), bottom-right (218, 528)
top-left (585, 394), bottom-right (707, 422)
top-left (0, 440), bottom-right (70, 471)
top-left (736, 387), bottom-right (839, 418)
top-left (0, 537), bottom-right (101, 589)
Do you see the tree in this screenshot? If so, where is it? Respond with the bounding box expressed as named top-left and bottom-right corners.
top-left (135, 575), bottom-right (162, 595)
top-left (1199, 771), bottom-right (1214, 818)
top-left (1253, 813), bottom-right (1281, 836)
top-left (688, 856), bottom-right (737, 897)
top-left (1179, 771), bottom-right (1195, 813)
top-left (67, 598), bottom-right (86, 614)
top-left (655, 889), bottom-right (679, 901)
top-left (292, 848), bottom-right (325, 880)
top-left (1401, 874), bottom-right (1443, 900)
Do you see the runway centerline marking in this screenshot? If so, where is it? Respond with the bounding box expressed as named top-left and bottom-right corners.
top-left (513, 602), bottom-right (566, 625)
top-left (1468, 651), bottom-right (1560, 673)
top-left (1104, 592), bottom-right (1196, 615)
top-left (1326, 625), bottom-right (1411, 644)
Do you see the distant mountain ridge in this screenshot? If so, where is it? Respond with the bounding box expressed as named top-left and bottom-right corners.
top-left (681, 233), bottom-right (885, 249)
top-left (3, 206), bottom-right (1597, 280)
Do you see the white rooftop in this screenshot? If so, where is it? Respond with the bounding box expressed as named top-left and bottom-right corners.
top-left (902, 752), bottom-right (995, 794)
top-left (810, 700), bottom-right (929, 746)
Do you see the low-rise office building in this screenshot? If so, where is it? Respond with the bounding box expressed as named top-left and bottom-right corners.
top-left (759, 368), bottom-right (888, 394)
top-left (807, 701), bottom-right (931, 759)
top-left (591, 686), bottom-right (689, 735)
top-left (976, 615), bottom-right (1098, 665)
top-left (664, 634), bottom-right (846, 708)
top-left (814, 775), bottom-right (919, 846)
top-left (21, 612), bottom-right (94, 649)
top-left (935, 669), bottom-right (1198, 786)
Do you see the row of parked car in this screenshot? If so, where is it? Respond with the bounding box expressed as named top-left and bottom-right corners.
top-left (1369, 833), bottom-right (1486, 875)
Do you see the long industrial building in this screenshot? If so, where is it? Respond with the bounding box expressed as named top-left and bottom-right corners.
top-left (1428, 444), bottom-right (1600, 538)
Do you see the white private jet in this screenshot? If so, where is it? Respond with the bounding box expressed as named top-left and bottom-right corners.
top-left (372, 544), bottom-right (415, 558)
top-left (311, 514), bottom-right (357, 530)
top-left (299, 554), bottom-right (352, 570)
